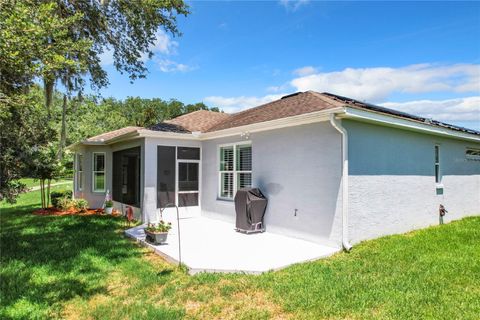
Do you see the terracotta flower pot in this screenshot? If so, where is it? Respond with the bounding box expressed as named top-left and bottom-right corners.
top-left (145, 230), bottom-right (168, 245)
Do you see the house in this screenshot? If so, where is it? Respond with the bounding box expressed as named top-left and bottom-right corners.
top-left (70, 91), bottom-right (480, 249)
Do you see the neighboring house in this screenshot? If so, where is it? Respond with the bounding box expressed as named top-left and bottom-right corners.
top-left (69, 91), bottom-right (480, 248)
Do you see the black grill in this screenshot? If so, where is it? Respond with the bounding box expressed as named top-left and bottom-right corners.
top-left (234, 188), bottom-right (267, 233)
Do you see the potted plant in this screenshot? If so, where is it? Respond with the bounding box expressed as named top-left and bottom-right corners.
top-left (104, 200), bottom-right (114, 214)
top-left (144, 220), bottom-right (172, 245)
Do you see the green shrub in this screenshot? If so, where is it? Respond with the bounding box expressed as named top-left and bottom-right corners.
top-left (73, 199), bottom-right (89, 212)
top-left (57, 197), bottom-right (73, 211)
top-left (51, 190), bottom-right (73, 208)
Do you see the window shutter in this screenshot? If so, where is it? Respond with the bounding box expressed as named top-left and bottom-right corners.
top-left (220, 146), bottom-right (234, 171)
top-left (237, 144), bottom-right (252, 171)
top-left (221, 172), bottom-right (234, 198)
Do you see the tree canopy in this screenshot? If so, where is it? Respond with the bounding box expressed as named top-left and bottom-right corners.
top-left (0, 0), bottom-right (191, 203)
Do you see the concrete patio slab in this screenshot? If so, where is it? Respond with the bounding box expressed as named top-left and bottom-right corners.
top-left (125, 216), bottom-right (340, 274)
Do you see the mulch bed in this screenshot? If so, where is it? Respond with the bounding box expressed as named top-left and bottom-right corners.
top-left (33, 207), bottom-right (122, 217)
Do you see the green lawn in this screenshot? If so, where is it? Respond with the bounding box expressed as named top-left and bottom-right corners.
top-left (19, 178), bottom-right (73, 189)
top-left (1, 189), bottom-right (479, 319)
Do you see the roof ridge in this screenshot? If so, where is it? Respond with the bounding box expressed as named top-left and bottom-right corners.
top-left (228, 91), bottom-right (310, 118)
top-left (206, 91), bottom-right (337, 132)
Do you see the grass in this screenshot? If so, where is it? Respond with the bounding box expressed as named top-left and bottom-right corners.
top-left (1, 188), bottom-right (479, 319)
top-left (19, 178), bottom-right (72, 189)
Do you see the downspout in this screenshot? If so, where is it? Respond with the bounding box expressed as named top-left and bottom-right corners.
top-left (330, 113), bottom-right (353, 251)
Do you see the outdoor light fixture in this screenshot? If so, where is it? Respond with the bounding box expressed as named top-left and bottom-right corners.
top-left (240, 131), bottom-right (250, 139)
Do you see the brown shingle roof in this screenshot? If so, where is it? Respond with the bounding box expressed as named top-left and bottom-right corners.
top-left (164, 110), bottom-right (231, 132)
top-left (81, 91), bottom-right (478, 144)
top-left (206, 91), bottom-right (343, 132)
top-left (86, 126), bottom-right (143, 142)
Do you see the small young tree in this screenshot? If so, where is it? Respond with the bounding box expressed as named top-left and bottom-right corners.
top-left (29, 143), bottom-right (66, 209)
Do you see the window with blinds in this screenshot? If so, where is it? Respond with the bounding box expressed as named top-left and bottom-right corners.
top-left (219, 143), bottom-right (252, 199)
top-left (93, 152), bottom-right (106, 192)
top-left (466, 148), bottom-right (480, 160)
top-left (434, 145), bottom-right (441, 184)
top-left (76, 153), bottom-right (83, 191)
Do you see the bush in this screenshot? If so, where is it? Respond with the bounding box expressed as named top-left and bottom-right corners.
top-left (73, 199), bottom-right (89, 212)
top-left (57, 197), bottom-right (73, 211)
top-left (145, 221), bottom-right (172, 233)
top-left (51, 190), bottom-right (72, 208)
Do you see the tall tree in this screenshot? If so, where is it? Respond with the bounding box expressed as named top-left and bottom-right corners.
top-left (0, 0), bottom-right (189, 202)
top-left (0, 89), bottom-right (54, 203)
top-left (47, 0), bottom-right (189, 158)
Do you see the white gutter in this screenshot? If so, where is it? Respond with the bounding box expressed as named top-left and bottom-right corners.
top-left (330, 113), bottom-right (353, 251)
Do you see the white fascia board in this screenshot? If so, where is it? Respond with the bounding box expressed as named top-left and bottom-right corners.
top-left (341, 107), bottom-right (480, 143)
top-left (73, 107), bottom-right (346, 146)
top-left (67, 140), bottom-right (107, 149)
top-left (137, 129), bottom-right (200, 140)
top-left (200, 107), bottom-right (345, 140)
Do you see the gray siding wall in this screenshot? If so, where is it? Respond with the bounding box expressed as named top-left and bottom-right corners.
top-left (201, 121), bottom-right (344, 245)
top-left (344, 119), bottom-right (480, 244)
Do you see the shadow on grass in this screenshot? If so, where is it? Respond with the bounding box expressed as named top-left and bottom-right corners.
top-left (0, 203), bottom-right (179, 318)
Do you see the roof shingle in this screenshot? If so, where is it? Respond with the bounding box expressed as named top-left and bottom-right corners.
top-left (164, 110), bottom-right (231, 132)
top-left (86, 126), bottom-right (143, 142)
top-left (206, 91), bottom-right (343, 132)
top-left (81, 91), bottom-right (479, 144)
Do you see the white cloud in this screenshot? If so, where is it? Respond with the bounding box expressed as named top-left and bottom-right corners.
top-left (155, 59), bottom-right (196, 73)
top-left (140, 30), bottom-right (178, 62)
top-left (279, 0), bottom-right (310, 11)
top-left (204, 94), bottom-right (286, 113)
top-left (266, 83), bottom-right (291, 93)
top-left (381, 96), bottom-right (480, 122)
top-left (293, 66), bottom-right (318, 76)
top-left (290, 63), bottom-right (480, 102)
top-left (101, 30), bottom-right (195, 73)
top-left (99, 49), bottom-right (114, 66)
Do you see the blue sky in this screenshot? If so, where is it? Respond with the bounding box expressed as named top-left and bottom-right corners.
top-left (98, 1), bottom-right (480, 129)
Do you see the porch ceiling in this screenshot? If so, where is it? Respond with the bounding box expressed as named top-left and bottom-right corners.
top-left (125, 216), bottom-right (340, 274)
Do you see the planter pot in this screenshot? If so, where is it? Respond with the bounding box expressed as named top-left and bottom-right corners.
top-left (105, 207), bottom-right (113, 215)
top-left (145, 230), bottom-right (168, 245)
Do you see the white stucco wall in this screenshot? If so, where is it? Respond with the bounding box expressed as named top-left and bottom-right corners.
top-left (74, 144), bottom-right (113, 209)
top-left (344, 119), bottom-right (480, 244)
top-left (142, 137), bottom-right (202, 223)
top-left (73, 139), bottom-right (144, 220)
top-left (201, 121), bottom-right (344, 246)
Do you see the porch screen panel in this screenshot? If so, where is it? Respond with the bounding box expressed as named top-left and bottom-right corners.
top-left (178, 162), bottom-right (199, 191)
top-left (178, 192), bottom-right (199, 207)
top-left (157, 146), bottom-right (176, 208)
top-left (112, 147), bottom-right (140, 207)
top-left (177, 147), bottom-right (200, 160)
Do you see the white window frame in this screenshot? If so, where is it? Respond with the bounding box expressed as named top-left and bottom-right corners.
top-left (92, 152), bottom-right (106, 193)
top-left (466, 147), bottom-right (480, 161)
top-left (218, 141), bottom-right (252, 200)
top-left (76, 153), bottom-right (83, 191)
top-left (434, 145), bottom-right (442, 185)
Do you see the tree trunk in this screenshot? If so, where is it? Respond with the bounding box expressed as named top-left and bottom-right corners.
top-left (57, 94), bottom-right (68, 160)
top-left (40, 179), bottom-right (45, 209)
top-left (44, 78), bottom-right (54, 120)
top-left (46, 179), bottom-right (51, 207)
top-left (39, 180), bottom-right (43, 209)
